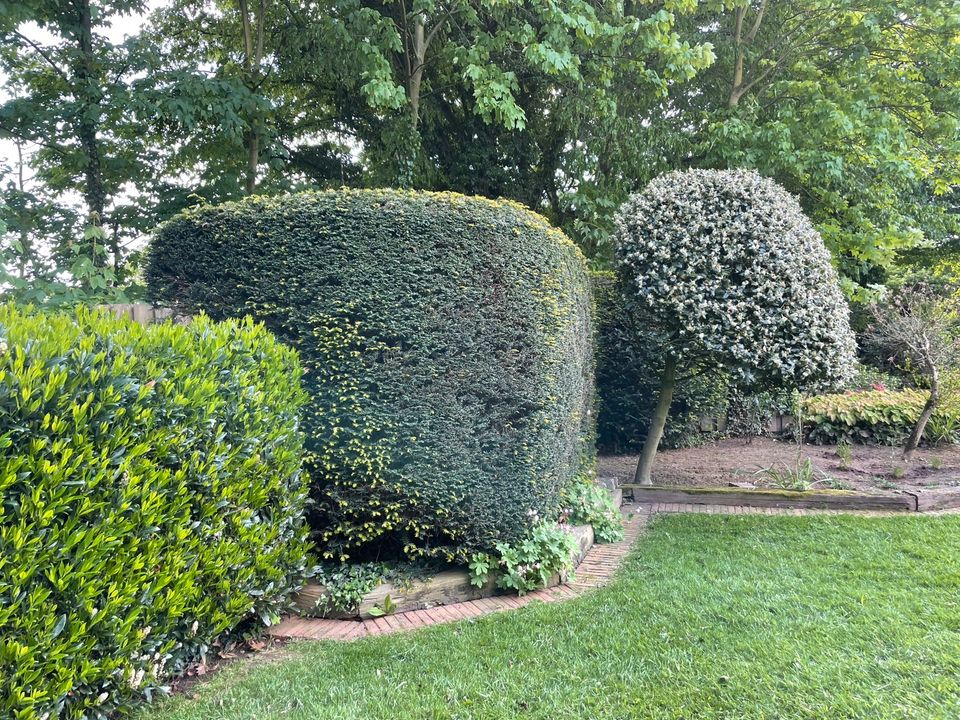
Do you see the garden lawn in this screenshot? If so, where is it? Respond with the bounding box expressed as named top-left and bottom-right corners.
top-left (142, 513), bottom-right (960, 720)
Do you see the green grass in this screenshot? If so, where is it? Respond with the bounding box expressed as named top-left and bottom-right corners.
top-left (142, 514), bottom-right (960, 719)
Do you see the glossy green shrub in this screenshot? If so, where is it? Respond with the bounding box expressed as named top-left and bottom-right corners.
top-left (803, 388), bottom-right (960, 445)
top-left (0, 306), bottom-right (309, 720)
top-left (592, 271), bottom-right (727, 452)
top-left (147, 189), bottom-right (594, 562)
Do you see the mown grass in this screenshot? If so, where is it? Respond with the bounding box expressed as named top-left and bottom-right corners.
top-left (141, 513), bottom-right (960, 719)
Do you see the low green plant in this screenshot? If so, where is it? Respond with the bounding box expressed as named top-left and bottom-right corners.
top-left (755, 458), bottom-right (818, 491)
top-left (836, 439), bottom-right (853, 469)
top-left (820, 478), bottom-right (854, 491)
top-left (563, 481), bottom-right (624, 543)
top-left (367, 595), bottom-right (396, 618)
top-left (469, 523), bottom-right (577, 594)
top-left (308, 563), bottom-right (387, 616)
top-left (804, 389), bottom-right (960, 446)
top-left (931, 456), bottom-right (944, 470)
top-left (0, 306), bottom-right (309, 720)
top-left (926, 413), bottom-right (960, 445)
top-left (892, 465), bottom-right (906, 479)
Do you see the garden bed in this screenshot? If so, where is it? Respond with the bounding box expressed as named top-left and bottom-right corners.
top-left (600, 437), bottom-right (960, 494)
top-left (292, 503), bottom-right (619, 620)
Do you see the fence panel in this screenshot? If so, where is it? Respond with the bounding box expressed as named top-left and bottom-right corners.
top-left (99, 303), bottom-right (185, 325)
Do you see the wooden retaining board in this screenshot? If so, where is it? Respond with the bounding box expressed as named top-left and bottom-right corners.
top-left (622, 485), bottom-right (917, 512)
top-left (908, 489), bottom-right (960, 512)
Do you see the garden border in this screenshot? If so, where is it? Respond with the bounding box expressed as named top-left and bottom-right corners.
top-left (268, 494), bottom-right (960, 643)
top-left (290, 489), bottom-right (624, 621)
top-left (620, 485), bottom-right (960, 513)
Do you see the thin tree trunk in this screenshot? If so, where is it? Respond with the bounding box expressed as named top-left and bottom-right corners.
top-left (245, 134), bottom-right (260, 194)
top-left (238, 0), bottom-right (264, 195)
top-left (75, 0), bottom-right (106, 263)
top-left (634, 357), bottom-right (678, 485)
top-left (408, 13), bottom-right (427, 130)
top-left (904, 369), bottom-right (939, 463)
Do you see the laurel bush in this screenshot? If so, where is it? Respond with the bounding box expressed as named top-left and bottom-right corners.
top-left (0, 306), bottom-right (309, 720)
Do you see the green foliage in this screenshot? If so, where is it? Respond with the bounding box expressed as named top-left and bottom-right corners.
top-left (147, 189), bottom-right (594, 563)
top-left (0, 306), bottom-right (309, 720)
top-left (803, 389), bottom-right (960, 446)
top-left (468, 522), bottom-right (577, 595)
top-left (308, 563), bottom-right (387, 617)
top-left (836, 439), bottom-right (853, 469)
top-left (754, 457), bottom-right (819, 491)
top-left (592, 271), bottom-right (728, 451)
top-left (613, 169), bottom-right (857, 392)
top-left (666, 0), bottom-right (960, 294)
top-left (562, 481), bottom-right (624, 544)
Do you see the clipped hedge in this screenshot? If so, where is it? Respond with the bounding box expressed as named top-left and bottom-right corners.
top-left (592, 271), bottom-right (727, 452)
top-left (0, 307), bottom-right (309, 720)
top-left (147, 189), bottom-right (594, 562)
top-left (803, 389), bottom-right (960, 446)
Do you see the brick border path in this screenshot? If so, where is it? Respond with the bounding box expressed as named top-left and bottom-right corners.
top-left (269, 500), bottom-right (950, 642)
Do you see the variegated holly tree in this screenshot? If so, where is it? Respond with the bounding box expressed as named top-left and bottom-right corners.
top-left (612, 169), bottom-right (857, 484)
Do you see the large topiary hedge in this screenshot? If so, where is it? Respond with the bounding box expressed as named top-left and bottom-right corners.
top-left (147, 189), bottom-right (594, 562)
top-left (0, 306), bottom-right (309, 720)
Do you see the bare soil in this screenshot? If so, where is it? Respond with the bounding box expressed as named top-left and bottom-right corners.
top-left (599, 437), bottom-right (960, 494)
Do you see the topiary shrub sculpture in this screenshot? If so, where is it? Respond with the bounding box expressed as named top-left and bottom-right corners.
top-left (612, 169), bottom-right (857, 485)
top-left (147, 189), bottom-right (594, 562)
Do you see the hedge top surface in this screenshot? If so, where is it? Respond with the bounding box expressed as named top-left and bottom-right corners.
top-left (147, 189), bottom-right (594, 561)
top-left (612, 168), bottom-right (857, 391)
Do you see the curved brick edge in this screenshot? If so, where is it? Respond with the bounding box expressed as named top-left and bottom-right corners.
top-left (267, 509), bottom-right (648, 642)
top-left (267, 500), bottom-right (960, 643)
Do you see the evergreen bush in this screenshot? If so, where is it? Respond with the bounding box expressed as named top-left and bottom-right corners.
top-left (0, 306), bottom-right (309, 720)
top-left (147, 189), bottom-right (594, 562)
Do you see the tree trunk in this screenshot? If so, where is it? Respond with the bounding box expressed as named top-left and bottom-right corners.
top-left (634, 357), bottom-right (678, 485)
top-left (75, 0), bottom-right (106, 263)
top-left (408, 13), bottom-right (427, 130)
top-left (904, 369), bottom-right (939, 463)
top-left (245, 133), bottom-right (259, 195)
top-left (728, 5), bottom-right (746, 108)
top-left (238, 0), bottom-right (264, 195)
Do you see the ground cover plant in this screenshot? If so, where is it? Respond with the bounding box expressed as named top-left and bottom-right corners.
top-left (612, 169), bottom-right (856, 484)
top-left (139, 512), bottom-right (960, 719)
top-left (0, 306), bottom-right (309, 720)
top-left (147, 189), bottom-right (594, 563)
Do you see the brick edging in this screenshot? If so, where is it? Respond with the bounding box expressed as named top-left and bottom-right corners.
top-left (268, 509), bottom-right (648, 642)
top-left (268, 500), bottom-right (959, 642)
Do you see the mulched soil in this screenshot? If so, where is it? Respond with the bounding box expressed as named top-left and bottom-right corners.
top-left (599, 437), bottom-right (960, 494)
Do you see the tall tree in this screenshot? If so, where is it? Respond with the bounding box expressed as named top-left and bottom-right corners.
top-left (666, 0), bottom-right (960, 293)
top-left (0, 0), bottom-right (151, 289)
top-left (276, 0), bottom-right (715, 188)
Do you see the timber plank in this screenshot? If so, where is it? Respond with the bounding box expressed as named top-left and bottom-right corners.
top-left (623, 485), bottom-right (916, 512)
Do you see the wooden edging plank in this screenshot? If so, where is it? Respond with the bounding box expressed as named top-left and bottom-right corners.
top-left (622, 485), bottom-right (917, 512)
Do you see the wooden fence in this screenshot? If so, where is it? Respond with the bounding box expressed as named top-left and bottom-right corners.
top-left (99, 303), bottom-right (186, 325)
